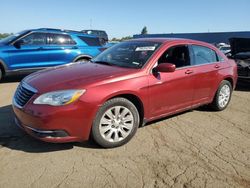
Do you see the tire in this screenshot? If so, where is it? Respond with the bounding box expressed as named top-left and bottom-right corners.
top-left (0, 69), bottom-right (2, 81)
top-left (99, 38), bottom-right (106, 46)
top-left (75, 58), bottom-right (89, 63)
top-left (210, 80), bottom-right (232, 111)
top-left (92, 97), bottom-right (140, 148)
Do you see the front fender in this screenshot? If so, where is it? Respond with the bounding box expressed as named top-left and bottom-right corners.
top-left (0, 58), bottom-right (9, 73)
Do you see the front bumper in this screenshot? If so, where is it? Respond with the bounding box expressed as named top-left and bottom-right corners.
top-left (237, 60), bottom-right (250, 81)
top-left (12, 99), bottom-right (97, 143)
top-left (14, 117), bottom-right (77, 143)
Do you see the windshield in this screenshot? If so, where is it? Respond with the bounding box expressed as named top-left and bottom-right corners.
top-left (92, 41), bottom-right (161, 68)
top-left (0, 30), bottom-right (29, 44)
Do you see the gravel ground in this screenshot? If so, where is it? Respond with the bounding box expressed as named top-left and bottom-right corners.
top-left (0, 76), bottom-right (249, 188)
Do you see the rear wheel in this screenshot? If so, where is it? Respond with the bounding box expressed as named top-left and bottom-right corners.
top-left (75, 58), bottom-right (90, 63)
top-left (210, 80), bottom-right (232, 111)
top-left (0, 68), bottom-right (3, 81)
top-left (92, 98), bottom-right (140, 148)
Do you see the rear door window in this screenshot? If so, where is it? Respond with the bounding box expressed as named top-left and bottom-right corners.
top-left (192, 45), bottom-right (218, 65)
top-left (49, 34), bottom-right (76, 45)
top-left (78, 36), bottom-right (101, 46)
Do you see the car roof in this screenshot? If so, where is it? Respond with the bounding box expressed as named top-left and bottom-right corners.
top-left (129, 37), bottom-right (214, 47)
top-left (30, 28), bottom-right (96, 37)
top-left (82, 29), bottom-right (106, 32)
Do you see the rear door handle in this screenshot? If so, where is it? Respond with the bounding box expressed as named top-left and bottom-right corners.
top-left (185, 70), bottom-right (193, 74)
top-left (71, 46), bottom-right (78, 49)
top-left (38, 47), bottom-right (44, 50)
top-left (214, 64), bottom-right (220, 69)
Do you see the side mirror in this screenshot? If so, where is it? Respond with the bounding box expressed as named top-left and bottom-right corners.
top-left (13, 39), bottom-right (25, 48)
top-left (154, 63), bottom-right (176, 73)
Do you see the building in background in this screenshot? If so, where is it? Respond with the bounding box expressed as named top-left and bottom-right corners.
top-left (134, 31), bottom-right (250, 45)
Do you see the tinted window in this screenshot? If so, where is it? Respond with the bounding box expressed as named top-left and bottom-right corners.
top-left (192, 45), bottom-right (217, 65)
top-left (49, 34), bottom-right (76, 45)
top-left (158, 45), bottom-right (190, 68)
top-left (22, 32), bottom-right (47, 45)
top-left (78, 36), bottom-right (101, 46)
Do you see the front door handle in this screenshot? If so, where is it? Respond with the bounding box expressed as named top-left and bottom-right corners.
top-left (71, 46), bottom-right (78, 49)
top-left (38, 47), bottom-right (44, 50)
top-left (214, 64), bottom-right (220, 69)
top-left (185, 70), bottom-right (193, 74)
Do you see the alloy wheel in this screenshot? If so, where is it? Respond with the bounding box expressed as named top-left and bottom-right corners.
top-left (218, 85), bottom-right (231, 108)
top-left (99, 106), bottom-right (134, 143)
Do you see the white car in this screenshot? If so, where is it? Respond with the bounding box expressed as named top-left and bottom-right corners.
top-left (219, 45), bottom-right (231, 55)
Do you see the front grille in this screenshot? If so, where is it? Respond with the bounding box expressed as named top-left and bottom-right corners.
top-left (237, 65), bottom-right (250, 77)
top-left (14, 83), bottom-right (36, 107)
top-left (237, 60), bottom-right (250, 77)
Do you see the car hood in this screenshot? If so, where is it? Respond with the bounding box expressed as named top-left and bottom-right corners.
top-left (23, 62), bottom-right (138, 93)
top-left (229, 38), bottom-right (250, 57)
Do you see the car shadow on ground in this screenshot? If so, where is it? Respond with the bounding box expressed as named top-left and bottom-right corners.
top-left (0, 74), bottom-right (27, 83)
top-left (0, 104), bottom-right (219, 153)
top-left (0, 105), bottom-right (102, 153)
top-left (235, 81), bottom-right (250, 91)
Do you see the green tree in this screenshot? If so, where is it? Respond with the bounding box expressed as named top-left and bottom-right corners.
top-left (111, 36), bottom-right (133, 42)
top-left (120, 36), bottom-right (133, 41)
top-left (141, 26), bottom-right (148, 35)
top-left (0, 33), bottom-right (11, 39)
top-left (111, 37), bottom-right (119, 42)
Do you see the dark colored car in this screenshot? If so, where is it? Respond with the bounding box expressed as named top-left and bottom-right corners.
top-left (82, 30), bottom-right (108, 43)
top-left (12, 38), bottom-right (237, 148)
top-left (229, 38), bottom-right (250, 81)
top-left (0, 28), bottom-right (107, 81)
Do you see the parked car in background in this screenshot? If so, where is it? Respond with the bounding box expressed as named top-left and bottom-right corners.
top-left (13, 38), bottom-right (237, 148)
top-left (219, 45), bottom-right (231, 55)
top-left (229, 37), bottom-right (250, 81)
top-left (0, 28), bottom-right (107, 81)
top-left (82, 29), bottom-right (108, 44)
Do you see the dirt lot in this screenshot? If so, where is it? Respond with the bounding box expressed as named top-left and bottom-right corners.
top-left (0, 76), bottom-right (249, 188)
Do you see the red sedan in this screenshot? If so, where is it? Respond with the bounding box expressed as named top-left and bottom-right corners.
top-left (12, 38), bottom-right (238, 148)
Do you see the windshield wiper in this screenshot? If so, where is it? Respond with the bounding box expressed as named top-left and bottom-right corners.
top-left (92, 61), bottom-right (114, 66)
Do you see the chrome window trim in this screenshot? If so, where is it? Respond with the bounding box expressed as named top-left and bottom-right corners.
top-left (10, 31), bottom-right (33, 45)
top-left (175, 61), bottom-right (222, 70)
top-left (150, 61), bottom-right (223, 74)
top-left (150, 43), bottom-right (224, 74)
top-left (11, 31), bottom-right (50, 46)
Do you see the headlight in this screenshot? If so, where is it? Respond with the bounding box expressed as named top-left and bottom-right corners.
top-left (33, 90), bottom-right (85, 106)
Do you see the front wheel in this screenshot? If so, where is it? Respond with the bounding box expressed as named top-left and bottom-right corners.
top-left (92, 98), bottom-right (140, 148)
top-left (0, 68), bottom-right (3, 81)
top-left (210, 80), bottom-right (232, 111)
